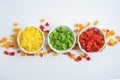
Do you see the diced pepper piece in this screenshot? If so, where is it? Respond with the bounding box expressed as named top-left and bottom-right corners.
top-left (42, 51), bottom-right (47, 55)
top-left (40, 53), bottom-right (43, 57)
top-left (74, 23), bottom-right (79, 27)
top-left (17, 50), bottom-right (21, 53)
top-left (101, 28), bottom-right (106, 33)
top-left (44, 30), bottom-right (50, 37)
top-left (13, 28), bottom-right (20, 34)
top-left (1, 44), bottom-right (5, 48)
top-left (36, 52), bottom-right (40, 56)
top-left (79, 24), bottom-right (85, 31)
top-left (105, 32), bottom-right (111, 38)
top-left (71, 43), bottom-right (78, 50)
top-left (116, 36), bottom-right (120, 42)
top-left (107, 38), bottom-right (118, 46)
top-left (86, 22), bottom-right (91, 26)
top-left (40, 19), bottom-right (45, 23)
top-left (105, 30), bottom-right (115, 38)
top-left (10, 34), bottom-right (17, 41)
top-left (0, 37), bottom-right (7, 43)
top-left (4, 41), bottom-right (13, 49)
top-left (39, 25), bottom-right (45, 32)
top-left (13, 41), bottom-right (18, 49)
top-left (27, 53), bottom-right (35, 56)
top-left (13, 22), bottom-right (18, 27)
top-left (74, 29), bottom-right (79, 33)
top-left (63, 52), bottom-right (71, 56)
top-left (70, 53), bottom-right (75, 59)
top-left (93, 20), bottom-right (98, 26)
top-left (74, 56), bottom-right (82, 62)
top-left (86, 56), bottom-right (91, 61)
top-left (9, 52), bottom-right (15, 56)
top-left (20, 51), bottom-right (26, 56)
top-left (4, 50), bottom-right (9, 55)
top-left (80, 53), bottom-right (88, 58)
top-left (45, 22), bottom-right (50, 27)
top-left (45, 30), bottom-right (50, 33)
top-left (46, 44), bottom-right (53, 53)
top-left (53, 52), bottom-right (58, 56)
top-left (110, 30), bottom-right (115, 36)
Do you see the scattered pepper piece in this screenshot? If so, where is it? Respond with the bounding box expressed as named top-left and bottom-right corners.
top-left (40, 53), bottom-right (43, 57)
top-left (4, 50), bottom-right (9, 55)
top-left (80, 53), bottom-right (88, 58)
top-left (39, 25), bottom-right (45, 32)
top-left (74, 23), bottom-right (79, 27)
top-left (86, 56), bottom-right (91, 61)
top-left (45, 22), bottom-right (50, 27)
top-left (105, 30), bottom-right (115, 39)
top-left (110, 30), bottom-right (115, 36)
top-left (10, 34), bottom-right (17, 41)
top-left (116, 36), bottom-right (120, 42)
top-left (101, 28), bottom-right (106, 33)
top-left (71, 43), bottom-right (78, 50)
top-left (86, 22), bottom-right (91, 26)
top-left (93, 20), bottom-right (98, 26)
top-left (9, 52), bottom-right (15, 56)
top-left (107, 38), bottom-right (118, 46)
top-left (74, 29), bottom-right (80, 33)
top-left (53, 52), bottom-right (58, 56)
top-left (13, 22), bottom-right (18, 27)
top-left (46, 44), bottom-right (53, 53)
top-left (36, 52), bottom-right (40, 56)
top-left (74, 56), bottom-right (82, 62)
top-left (4, 41), bottom-right (13, 49)
top-left (20, 51), bottom-right (26, 56)
top-left (13, 28), bottom-right (20, 34)
top-left (63, 52), bottom-right (71, 55)
top-left (44, 30), bottom-right (50, 37)
top-left (27, 53), bottom-right (35, 56)
top-left (13, 41), bottom-right (18, 49)
top-left (17, 49), bottom-right (21, 53)
top-left (42, 51), bottom-right (47, 55)
top-left (79, 24), bottom-right (85, 31)
top-left (0, 37), bottom-right (7, 44)
top-left (70, 53), bottom-right (75, 59)
top-left (1, 44), bottom-right (5, 48)
top-left (40, 19), bottom-right (45, 23)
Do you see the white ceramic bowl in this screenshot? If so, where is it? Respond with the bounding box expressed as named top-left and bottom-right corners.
top-left (17, 26), bottom-right (45, 54)
top-left (78, 26), bottom-right (106, 53)
top-left (48, 25), bottom-right (76, 53)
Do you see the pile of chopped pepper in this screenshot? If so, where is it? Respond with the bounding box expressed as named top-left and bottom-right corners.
top-left (0, 19), bottom-right (120, 62)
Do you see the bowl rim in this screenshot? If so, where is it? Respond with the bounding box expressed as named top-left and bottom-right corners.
top-left (17, 26), bottom-right (45, 54)
top-left (77, 26), bottom-right (106, 54)
top-left (47, 25), bottom-right (76, 53)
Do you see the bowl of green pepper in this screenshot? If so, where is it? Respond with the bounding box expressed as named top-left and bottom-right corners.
top-left (48, 25), bottom-right (76, 53)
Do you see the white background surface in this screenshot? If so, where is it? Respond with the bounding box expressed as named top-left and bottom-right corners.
top-left (0, 0), bottom-right (120, 80)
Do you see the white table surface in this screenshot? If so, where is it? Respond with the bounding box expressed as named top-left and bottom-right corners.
top-left (0, 0), bottom-right (120, 80)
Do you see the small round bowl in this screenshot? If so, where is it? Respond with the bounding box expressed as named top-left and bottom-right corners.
top-left (17, 26), bottom-right (45, 54)
top-left (48, 25), bottom-right (76, 53)
top-left (78, 26), bottom-right (106, 54)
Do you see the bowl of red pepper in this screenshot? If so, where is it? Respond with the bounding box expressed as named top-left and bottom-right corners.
top-left (78, 26), bottom-right (106, 53)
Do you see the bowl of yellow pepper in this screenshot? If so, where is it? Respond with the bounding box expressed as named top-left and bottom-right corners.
top-left (17, 26), bottom-right (45, 54)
